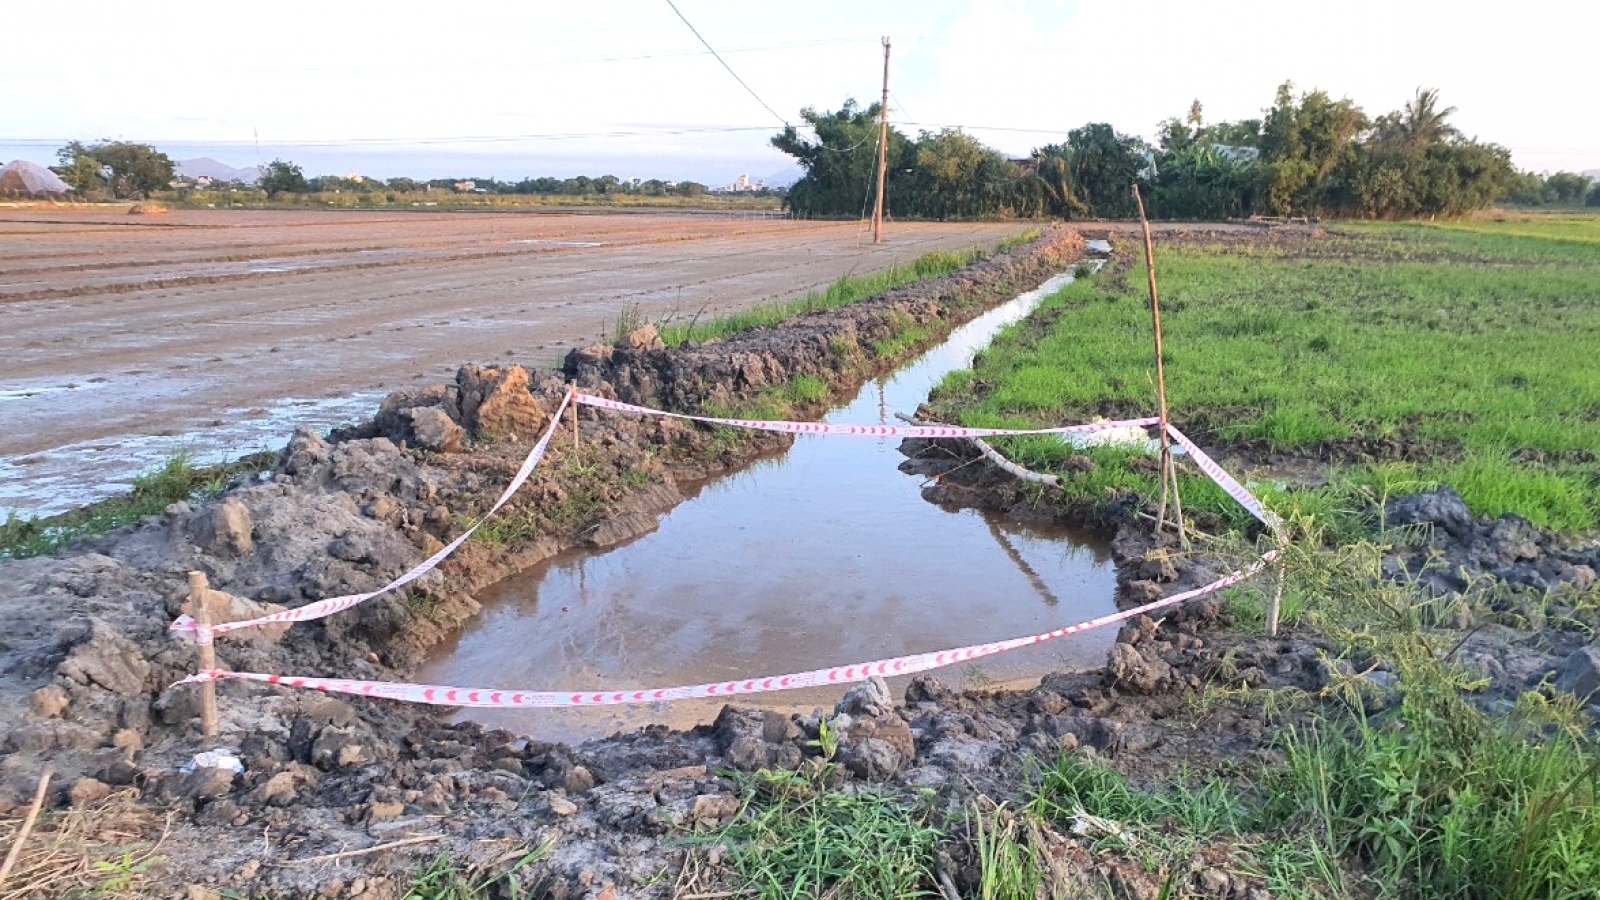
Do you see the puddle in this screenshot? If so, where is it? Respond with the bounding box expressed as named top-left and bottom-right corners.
top-left (419, 272), bottom-right (1123, 744)
top-left (0, 391), bottom-right (385, 518)
top-left (0, 380), bottom-right (107, 402)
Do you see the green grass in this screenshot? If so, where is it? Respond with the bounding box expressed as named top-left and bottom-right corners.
top-left (469, 444), bottom-right (657, 546)
top-left (928, 221), bottom-right (1600, 532)
top-left (659, 247), bottom-right (988, 346)
top-left (1027, 521), bottom-right (1600, 899)
top-left (0, 451), bottom-right (273, 561)
top-left (716, 778), bottom-right (943, 900)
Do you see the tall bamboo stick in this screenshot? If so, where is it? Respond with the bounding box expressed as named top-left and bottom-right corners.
top-left (1132, 185), bottom-right (1187, 547)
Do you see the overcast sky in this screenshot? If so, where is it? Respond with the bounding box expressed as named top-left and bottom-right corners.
top-left (3, 0), bottom-right (1597, 183)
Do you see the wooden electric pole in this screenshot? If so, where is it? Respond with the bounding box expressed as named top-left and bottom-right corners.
top-left (872, 36), bottom-right (891, 244)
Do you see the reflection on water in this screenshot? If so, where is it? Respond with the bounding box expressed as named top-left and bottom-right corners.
top-left (419, 273), bottom-right (1120, 744)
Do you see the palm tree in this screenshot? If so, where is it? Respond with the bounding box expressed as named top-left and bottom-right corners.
top-left (1399, 88), bottom-right (1458, 148)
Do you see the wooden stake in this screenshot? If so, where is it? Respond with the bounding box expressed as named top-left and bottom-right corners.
top-left (568, 383), bottom-right (580, 454)
top-left (187, 571), bottom-right (218, 741)
top-left (0, 768), bottom-right (52, 891)
top-left (1166, 452), bottom-right (1189, 549)
top-left (1267, 564), bottom-right (1286, 637)
top-left (1132, 184), bottom-right (1187, 548)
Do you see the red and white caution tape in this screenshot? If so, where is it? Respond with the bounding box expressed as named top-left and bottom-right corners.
top-left (576, 391), bottom-right (1160, 439)
top-left (1165, 424), bottom-right (1285, 538)
top-left (175, 550), bottom-right (1277, 708)
top-left (162, 377), bottom-right (1280, 650)
top-left (171, 389), bottom-right (576, 639)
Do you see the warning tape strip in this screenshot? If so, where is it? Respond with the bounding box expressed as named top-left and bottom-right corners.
top-left (171, 389), bottom-right (576, 638)
top-left (575, 391), bottom-right (1162, 439)
top-left (580, 391), bottom-right (1283, 536)
top-left (1164, 424), bottom-right (1285, 537)
top-left (166, 382), bottom-right (1283, 646)
top-left (176, 550), bottom-right (1277, 707)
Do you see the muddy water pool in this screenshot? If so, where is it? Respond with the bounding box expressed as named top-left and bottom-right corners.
top-left (419, 272), bottom-right (1121, 743)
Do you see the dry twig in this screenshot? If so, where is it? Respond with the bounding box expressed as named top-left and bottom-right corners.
top-left (0, 769), bottom-right (52, 890)
top-left (275, 833), bottom-right (442, 867)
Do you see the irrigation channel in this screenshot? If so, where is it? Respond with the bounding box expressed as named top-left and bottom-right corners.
top-left (419, 272), bottom-right (1120, 743)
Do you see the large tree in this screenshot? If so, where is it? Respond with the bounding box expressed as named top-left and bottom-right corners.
top-left (1064, 123), bottom-right (1149, 218)
top-left (1258, 82), bottom-right (1368, 215)
top-left (259, 159), bottom-right (308, 196)
top-left (911, 129), bottom-right (1015, 220)
top-left (55, 140), bottom-right (175, 198)
top-left (1397, 87), bottom-right (1459, 148)
top-left (772, 99), bottom-right (914, 217)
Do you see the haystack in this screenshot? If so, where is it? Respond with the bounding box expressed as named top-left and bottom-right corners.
top-left (0, 159), bottom-right (72, 198)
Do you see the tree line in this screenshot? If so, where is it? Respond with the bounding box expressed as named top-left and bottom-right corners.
top-left (46, 94), bottom-right (1600, 216)
top-left (257, 161), bottom-right (727, 199)
top-left (46, 142), bottom-right (731, 201)
top-left (774, 85), bottom-right (1600, 220)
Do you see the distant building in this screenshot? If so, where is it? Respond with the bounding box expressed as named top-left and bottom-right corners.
top-left (454, 181), bottom-right (476, 192)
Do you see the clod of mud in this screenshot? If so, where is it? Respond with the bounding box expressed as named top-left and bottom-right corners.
top-left (371, 363), bottom-right (560, 451)
top-left (1384, 486), bottom-right (1599, 599)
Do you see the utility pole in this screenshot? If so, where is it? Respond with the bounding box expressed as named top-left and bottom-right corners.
top-left (872, 36), bottom-right (891, 245)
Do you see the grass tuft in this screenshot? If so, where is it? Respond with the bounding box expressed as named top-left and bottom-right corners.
top-left (659, 247), bottom-right (987, 346)
top-left (715, 781), bottom-right (943, 900)
top-left (1, 451), bottom-right (274, 561)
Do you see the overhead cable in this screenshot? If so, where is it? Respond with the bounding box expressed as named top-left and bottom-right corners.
top-left (662, 0), bottom-right (789, 126)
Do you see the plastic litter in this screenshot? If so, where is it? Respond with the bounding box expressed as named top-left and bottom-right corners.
top-left (180, 750), bottom-right (243, 775)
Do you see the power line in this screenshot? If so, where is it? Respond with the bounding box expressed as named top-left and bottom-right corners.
top-left (662, 0), bottom-right (788, 126)
top-left (0, 37), bottom-right (876, 79)
top-left (889, 91), bottom-right (914, 122)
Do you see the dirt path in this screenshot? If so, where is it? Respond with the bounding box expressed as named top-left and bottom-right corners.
top-left (0, 209), bottom-right (1027, 512)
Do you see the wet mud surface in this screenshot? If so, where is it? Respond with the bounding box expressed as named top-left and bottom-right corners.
top-left (0, 208), bottom-right (1028, 515)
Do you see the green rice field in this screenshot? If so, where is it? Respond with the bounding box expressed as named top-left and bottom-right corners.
top-left (930, 215), bottom-right (1600, 532)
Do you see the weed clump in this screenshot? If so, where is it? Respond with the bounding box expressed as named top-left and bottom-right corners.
top-left (1, 451), bottom-right (270, 561)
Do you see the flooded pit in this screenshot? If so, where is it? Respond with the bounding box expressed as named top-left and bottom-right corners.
top-left (419, 271), bottom-right (1123, 744)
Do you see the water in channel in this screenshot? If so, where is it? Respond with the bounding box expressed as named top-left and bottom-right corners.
top-left (418, 272), bottom-right (1119, 743)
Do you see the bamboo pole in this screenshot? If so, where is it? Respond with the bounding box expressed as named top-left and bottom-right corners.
top-left (1132, 184), bottom-right (1187, 548)
top-left (187, 571), bottom-right (218, 741)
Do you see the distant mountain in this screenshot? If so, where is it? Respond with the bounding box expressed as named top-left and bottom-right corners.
top-left (175, 157), bottom-right (262, 184)
top-left (760, 166), bottom-right (803, 188)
